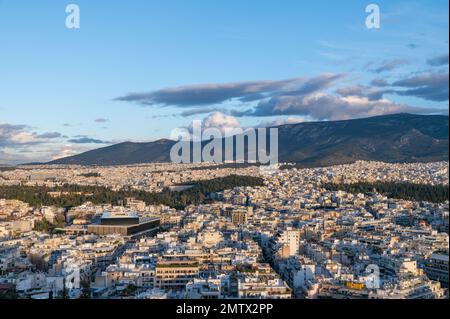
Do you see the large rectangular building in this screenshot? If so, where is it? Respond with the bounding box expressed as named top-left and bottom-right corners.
top-left (425, 252), bottom-right (449, 288)
top-left (155, 260), bottom-right (199, 291)
top-left (87, 212), bottom-right (160, 237)
top-left (100, 212), bottom-right (140, 226)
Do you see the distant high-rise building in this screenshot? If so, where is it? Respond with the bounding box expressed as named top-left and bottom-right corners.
top-left (425, 252), bottom-right (449, 288)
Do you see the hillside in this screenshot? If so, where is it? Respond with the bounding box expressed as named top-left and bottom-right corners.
top-left (47, 113), bottom-right (449, 167)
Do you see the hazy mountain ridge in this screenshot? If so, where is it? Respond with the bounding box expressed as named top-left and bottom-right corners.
top-left (47, 113), bottom-right (449, 167)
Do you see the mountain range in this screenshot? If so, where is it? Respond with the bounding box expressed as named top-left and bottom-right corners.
top-left (47, 113), bottom-right (449, 167)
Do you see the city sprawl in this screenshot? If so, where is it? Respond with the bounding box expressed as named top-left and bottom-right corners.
top-left (0, 161), bottom-right (448, 299)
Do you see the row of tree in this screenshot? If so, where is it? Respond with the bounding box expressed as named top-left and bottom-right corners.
top-left (323, 182), bottom-right (449, 203)
top-left (0, 175), bottom-right (264, 209)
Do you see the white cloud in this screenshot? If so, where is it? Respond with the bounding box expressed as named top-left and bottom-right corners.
top-left (258, 117), bottom-right (308, 127)
top-left (202, 112), bottom-right (241, 134)
top-left (0, 122), bottom-right (78, 164)
top-left (246, 91), bottom-right (445, 120)
top-left (50, 145), bottom-right (89, 160)
top-left (186, 112), bottom-right (242, 139)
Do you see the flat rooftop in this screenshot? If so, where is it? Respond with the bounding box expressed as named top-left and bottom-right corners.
top-left (101, 212), bottom-right (139, 219)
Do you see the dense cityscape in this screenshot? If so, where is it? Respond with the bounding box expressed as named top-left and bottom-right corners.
top-left (0, 161), bottom-right (448, 299)
top-left (0, 0), bottom-right (448, 310)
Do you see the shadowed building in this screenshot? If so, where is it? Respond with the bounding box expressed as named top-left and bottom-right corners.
top-left (87, 212), bottom-right (160, 238)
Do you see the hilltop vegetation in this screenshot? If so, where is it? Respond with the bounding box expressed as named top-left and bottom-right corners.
top-left (0, 175), bottom-right (264, 209)
top-left (323, 182), bottom-right (449, 203)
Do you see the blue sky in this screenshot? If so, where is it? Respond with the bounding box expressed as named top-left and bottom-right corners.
top-left (0, 0), bottom-right (448, 164)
